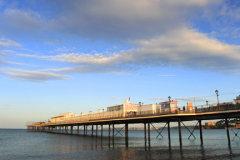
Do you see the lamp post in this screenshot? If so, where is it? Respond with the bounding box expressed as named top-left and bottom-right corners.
top-left (206, 101), bottom-right (209, 111)
top-left (168, 96), bottom-right (171, 113)
top-left (139, 102), bottom-right (142, 115)
top-left (215, 90), bottom-right (220, 110)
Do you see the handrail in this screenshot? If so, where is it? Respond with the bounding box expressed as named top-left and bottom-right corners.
top-left (26, 103), bottom-right (240, 126)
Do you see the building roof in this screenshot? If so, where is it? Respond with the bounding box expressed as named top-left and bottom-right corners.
top-left (159, 101), bottom-right (178, 105)
top-left (51, 115), bottom-right (65, 119)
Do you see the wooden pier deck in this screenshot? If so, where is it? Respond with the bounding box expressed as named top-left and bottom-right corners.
top-left (27, 104), bottom-right (240, 146)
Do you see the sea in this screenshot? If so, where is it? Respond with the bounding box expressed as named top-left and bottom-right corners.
top-left (1, 129), bottom-right (240, 160)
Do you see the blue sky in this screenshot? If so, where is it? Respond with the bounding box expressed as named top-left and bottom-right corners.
top-left (1, 0), bottom-right (240, 128)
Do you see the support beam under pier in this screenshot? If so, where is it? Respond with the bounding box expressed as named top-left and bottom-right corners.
top-left (168, 121), bottom-right (171, 144)
top-left (112, 124), bottom-right (114, 137)
top-left (144, 123), bottom-right (146, 138)
top-left (225, 118), bottom-right (231, 146)
top-left (148, 123), bottom-right (150, 138)
top-left (92, 125), bottom-right (93, 136)
top-left (199, 120), bottom-right (203, 144)
top-left (125, 123), bottom-right (128, 138)
top-left (178, 119), bottom-right (182, 146)
top-left (84, 125), bottom-right (85, 136)
top-left (96, 125), bottom-right (98, 136)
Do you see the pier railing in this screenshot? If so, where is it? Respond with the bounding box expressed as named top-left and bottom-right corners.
top-left (195, 103), bottom-right (240, 113)
top-left (27, 103), bottom-right (240, 126)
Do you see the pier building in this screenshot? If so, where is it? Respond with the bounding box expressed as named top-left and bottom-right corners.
top-left (107, 99), bottom-right (139, 116)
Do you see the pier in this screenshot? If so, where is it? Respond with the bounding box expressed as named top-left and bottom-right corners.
top-left (27, 102), bottom-right (240, 147)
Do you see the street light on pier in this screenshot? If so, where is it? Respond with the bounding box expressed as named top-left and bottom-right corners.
top-left (168, 96), bottom-right (171, 102)
top-left (215, 90), bottom-right (220, 110)
top-left (168, 96), bottom-right (171, 111)
top-left (206, 101), bottom-right (209, 108)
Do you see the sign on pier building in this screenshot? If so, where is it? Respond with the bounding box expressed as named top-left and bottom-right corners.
top-left (107, 99), bottom-right (139, 117)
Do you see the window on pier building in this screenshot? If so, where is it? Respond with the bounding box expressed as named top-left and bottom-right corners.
top-left (107, 105), bottom-right (123, 111)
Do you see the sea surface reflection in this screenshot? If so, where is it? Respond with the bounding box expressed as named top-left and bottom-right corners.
top-left (1, 129), bottom-right (240, 159)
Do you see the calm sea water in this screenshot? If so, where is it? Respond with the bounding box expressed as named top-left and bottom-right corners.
top-left (1, 128), bottom-right (240, 159)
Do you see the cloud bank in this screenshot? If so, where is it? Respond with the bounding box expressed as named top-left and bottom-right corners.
top-left (18, 27), bottom-right (240, 74)
top-left (1, 0), bottom-right (240, 81)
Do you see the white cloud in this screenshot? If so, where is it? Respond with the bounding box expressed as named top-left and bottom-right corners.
top-left (0, 0), bottom-right (218, 42)
top-left (55, 47), bottom-right (74, 52)
top-left (108, 97), bottom-right (126, 99)
top-left (1, 0), bottom-right (239, 82)
top-left (0, 38), bottom-right (21, 47)
top-left (149, 97), bottom-right (214, 102)
top-left (158, 75), bottom-right (177, 77)
top-left (1, 67), bottom-right (71, 82)
top-left (18, 27), bottom-right (240, 74)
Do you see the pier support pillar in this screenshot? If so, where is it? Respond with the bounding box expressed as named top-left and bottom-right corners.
top-left (144, 123), bottom-right (146, 138)
top-left (71, 126), bottom-right (73, 134)
top-left (101, 125), bottom-right (103, 137)
top-left (125, 123), bottom-right (128, 138)
top-left (225, 118), bottom-right (231, 146)
top-left (178, 119), bottom-right (182, 146)
top-left (77, 125), bottom-right (79, 135)
top-left (199, 120), bottom-right (203, 144)
top-left (148, 123), bottom-right (150, 138)
top-left (84, 125), bottom-right (85, 136)
top-left (86, 125), bottom-right (88, 135)
top-left (168, 121), bottom-right (171, 143)
top-left (109, 124), bottom-right (111, 137)
top-left (112, 124), bottom-right (114, 137)
top-left (92, 125), bottom-right (94, 136)
top-left (65, 126), bottom-right (67, 134)
top-left (96, 125), bottom-right (98, 136)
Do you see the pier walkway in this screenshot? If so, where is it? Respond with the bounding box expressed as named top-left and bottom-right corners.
top-left (27, 104), bottom-right (240, 146)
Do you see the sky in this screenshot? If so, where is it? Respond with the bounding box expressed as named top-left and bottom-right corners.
top-left (1, 0), bottom-right (240, 128)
